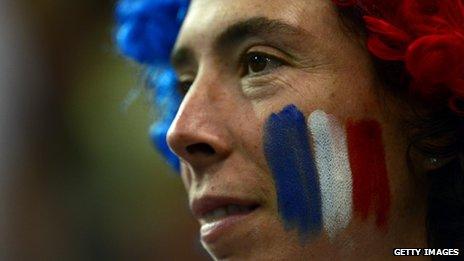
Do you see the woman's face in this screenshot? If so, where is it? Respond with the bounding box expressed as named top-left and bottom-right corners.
top-left (167, 0), bottom-right (427, 259)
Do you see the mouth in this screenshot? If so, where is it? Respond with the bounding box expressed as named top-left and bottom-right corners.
top-left (191, 196), bottom-right (260, 244)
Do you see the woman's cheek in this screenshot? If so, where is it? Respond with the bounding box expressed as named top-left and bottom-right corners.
top-left (263, 104), bottom-right (391, 242)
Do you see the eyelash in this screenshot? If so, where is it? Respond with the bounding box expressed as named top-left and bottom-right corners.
top-left (177, 79), bottom-right (192, 96)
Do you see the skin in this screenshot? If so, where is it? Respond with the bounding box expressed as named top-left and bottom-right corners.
top-left (167, 0), bottom-right (429, 260)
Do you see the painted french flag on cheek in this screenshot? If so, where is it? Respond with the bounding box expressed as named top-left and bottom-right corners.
top-left (264, 106), bottom-right (391, 241)
top-left (308, 111), bottom-right (353, 239)
top-left (345, 117), bottom-right (391, 230)
top-left (308, 110), bottom-right (391, 238)
top-left (264, 105), bottom-right (323, 240)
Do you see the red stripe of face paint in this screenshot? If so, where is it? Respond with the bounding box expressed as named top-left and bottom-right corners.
top-left (347, 120), bottom-right (391, 229)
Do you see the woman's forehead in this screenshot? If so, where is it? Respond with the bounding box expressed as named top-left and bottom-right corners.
top-left (186, 1), bottom-right (334, 36)
top-left (176, 0), bottom-right (340, 57)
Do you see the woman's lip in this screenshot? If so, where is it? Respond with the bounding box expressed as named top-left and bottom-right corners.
top-left (190, 195), bottom-right (260, 219)
top-left (200, 208), bottom-right (258, 244)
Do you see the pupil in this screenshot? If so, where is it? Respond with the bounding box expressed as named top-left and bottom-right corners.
top-left (249, 54), bottom-right (268, 73)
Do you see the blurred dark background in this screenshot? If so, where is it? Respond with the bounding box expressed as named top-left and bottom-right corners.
top-left (0, 1), bottom-right (207, 260)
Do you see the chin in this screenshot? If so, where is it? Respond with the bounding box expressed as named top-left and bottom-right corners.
top-left (204, 243), bottom-right (302, 261)
top-left (204, 246), bottom-right (275, 261)
top-left (199, 211), bottom-right (302, 261)
top-left (200, 209), bottom-right (264, 260)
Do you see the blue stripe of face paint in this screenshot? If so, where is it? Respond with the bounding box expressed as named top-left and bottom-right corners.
top-left (263, 104), bottom-right (322, 240)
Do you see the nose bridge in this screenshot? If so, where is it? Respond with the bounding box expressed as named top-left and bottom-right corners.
top-left (174, 80), bottom-right (211, 133)
top-left (167, 73), bottom-right (232, 169)
top-left (172, 71), bottom-right (224, 137)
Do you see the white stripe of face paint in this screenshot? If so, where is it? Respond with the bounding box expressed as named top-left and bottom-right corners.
top-left (308, 110), bottom-right (353, 239)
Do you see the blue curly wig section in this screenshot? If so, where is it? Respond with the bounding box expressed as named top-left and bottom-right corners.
top-left (115, 0), bottom-right (190, 171)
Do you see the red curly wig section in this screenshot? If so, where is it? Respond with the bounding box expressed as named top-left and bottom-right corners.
top-left (333, 0), bottom-right (464, 115)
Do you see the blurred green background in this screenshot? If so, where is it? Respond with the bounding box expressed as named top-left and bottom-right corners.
top-left (1, 1), bottom-right (207, 260)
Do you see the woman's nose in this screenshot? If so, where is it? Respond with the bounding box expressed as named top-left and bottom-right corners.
top-left (167, 86), bottom-right (232, 170)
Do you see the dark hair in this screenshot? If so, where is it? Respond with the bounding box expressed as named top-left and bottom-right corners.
top-left (337, 5), bottom-right (464, 253)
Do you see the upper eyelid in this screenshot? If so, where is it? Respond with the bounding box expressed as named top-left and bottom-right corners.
top-left (244, 51), bottom-right (287, 63)
top-left (176, 70), bottom-right (196, 86)
top-left (243, 44), bottom-right (290, 62)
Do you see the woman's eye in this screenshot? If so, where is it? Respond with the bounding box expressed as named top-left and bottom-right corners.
top-left (245, 52), bottom-right (284, 76)
top-left (177, 80), bottom-right (193, 96)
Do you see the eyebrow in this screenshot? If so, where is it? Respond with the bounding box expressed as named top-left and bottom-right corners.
top-left (170, 16), bottom-right (310, 69)
top-left (214, 17), bottom-right (308, 51)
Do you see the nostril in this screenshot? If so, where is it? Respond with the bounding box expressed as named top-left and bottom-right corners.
top-left (186, 143), bottom-right (216, 155)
